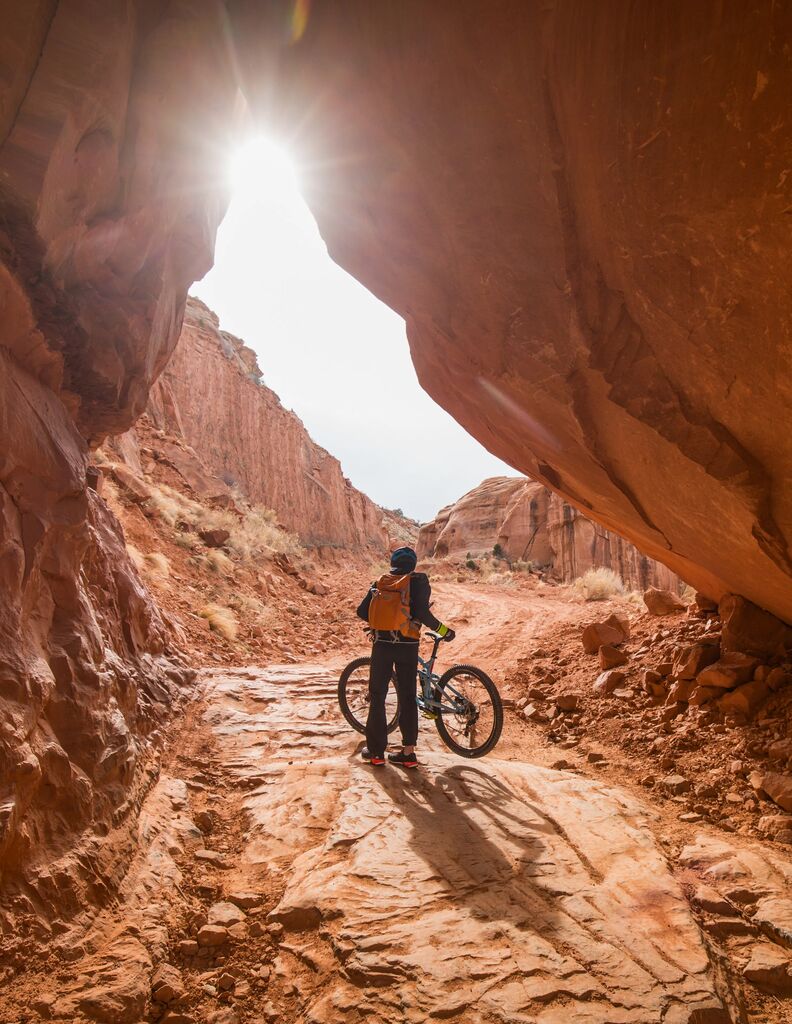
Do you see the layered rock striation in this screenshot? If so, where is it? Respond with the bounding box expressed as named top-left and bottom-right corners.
top-left (143, 298), bottom-right (388, 553)
top-left (418, 476), bottom-right (683, 591)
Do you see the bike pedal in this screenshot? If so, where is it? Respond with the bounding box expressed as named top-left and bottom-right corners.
top-left (421, 711), bottom-right (438, 720)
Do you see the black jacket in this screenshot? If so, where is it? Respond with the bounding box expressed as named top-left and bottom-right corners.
top-left (357, 572), bottom-right (442, 643)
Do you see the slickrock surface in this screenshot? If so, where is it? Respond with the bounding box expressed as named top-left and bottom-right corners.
top-left (139, 298), bottom-right (390, 552)
top-left (200, 668), bottom-right (729, 1022)
top-left (418, 476), bottom-right (682, 591)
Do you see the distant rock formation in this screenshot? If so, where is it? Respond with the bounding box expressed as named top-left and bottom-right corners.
top-left (139, 298), bottom-right (391, 553)
top-left (418, 477), bottom-right (683, 592)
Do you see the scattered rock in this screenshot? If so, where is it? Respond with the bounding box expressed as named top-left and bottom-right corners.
top-left (177, 940), bottom-right (199, 956)
top-left (227, 891), bottom-right (264, 909)
top-left (673, 643), bottom-right (720, 680)
top-left (152, 963), bottom-right (185, 1004)
top-left (199, 528), bottom-right (231, 548)
top-left (208, 902), bottom-right (246, 927)
top-left (696, 652), bottom-right (760, 690)
top-left (662, 774), bottom-right (692, 795)
top-left (742, 942), bottom-right (792, 993)
top-left (598, 644), bottom-right (628, 669)
top-left (718, 679), bottom-right (770, 720)
top-left (555, 693), bottom-right (580, 712)
top-left (719, 594), bottom-right (792, 658)
top-left (197, 925), bottom-right (229, 947)
top-left (195, 848), bottom-right (229, 868)
top-left (760, 774), bottom-right (792, 813)
top-left (667, 679), bottom-right (695, 703)
top-left (523, 703), bottom-right (547, 722)
top-left (195, 810), bottom-right (214, 833)
top-left (593, 669), bottom-right (625, 695)
top-left (581, 615), bottom-right (629, 654)
top-left (643, 587), bottom-right (686, 615)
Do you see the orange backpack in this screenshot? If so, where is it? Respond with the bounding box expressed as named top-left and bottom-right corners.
top-left (367, 573), bottom-right (420, 638)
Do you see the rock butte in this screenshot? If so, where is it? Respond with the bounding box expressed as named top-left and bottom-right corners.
top-left (418, 475), bottom-right (683, 591)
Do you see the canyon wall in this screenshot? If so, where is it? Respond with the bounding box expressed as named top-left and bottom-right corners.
top-left (144, 297), bottom-right (388, 553)
top-left (256, 0), bottom-right (792, 624)
top-left (0, 2), bottom-right (234, 924)
top-left (418, 476), bottom-right (683, 592)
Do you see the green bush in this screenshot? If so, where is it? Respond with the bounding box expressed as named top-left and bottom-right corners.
top-left (466, 558), bottom-right (478, 571)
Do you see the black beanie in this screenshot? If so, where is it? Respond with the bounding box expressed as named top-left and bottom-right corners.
top-left (390, 546), bottom-right (418, 574)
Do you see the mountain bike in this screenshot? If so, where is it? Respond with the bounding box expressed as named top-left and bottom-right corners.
top-left (338, 630), bottom-right (503, 758)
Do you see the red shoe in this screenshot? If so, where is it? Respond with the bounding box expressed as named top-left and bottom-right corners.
top-left (361, 748), bottom-right (386, 766)
top-left (388, 750), bottom-right (419, 769)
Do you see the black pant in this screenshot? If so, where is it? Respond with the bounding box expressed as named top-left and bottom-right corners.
top-left (365, 641), bottom-right (419, 756)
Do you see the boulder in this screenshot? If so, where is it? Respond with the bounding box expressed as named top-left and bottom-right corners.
top-left (581, 614), bottom-right (629, 655)
top-left (696, 652), bottom-right (760, 690)
top-left (643, 587), bottom-right (686, 616)
top-left (767, 667), bottom-right (792, 692)
top-left (688, 685), bottom-right (727, 706)
top-left (761, 774), bottom-right (792, 813)
top-left (593, 669), bottom-right (626, 695)
top-left (199, 528), bottom-right (231, 548)
top-left (768, 739), bottom-right (792, 762)
top-left (718, 679), bottom-right (770, 720)
top-left (719, 594), bottom-right (792, 659)
top-left (641, 669), bottom-right (666, 698)
top-left (673, 643), bottom-right (720, 680)
top-left (667, 679), bottom-right (695, 703)
top-left (110, 463), bottom-right (153, 504)
top-left (598, 644), bottom-right (628, 669)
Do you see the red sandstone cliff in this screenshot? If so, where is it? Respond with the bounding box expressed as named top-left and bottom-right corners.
top-left (418, 477), bottom-right (683, 592)
top-left (144, 298), bottom-right (388, 553)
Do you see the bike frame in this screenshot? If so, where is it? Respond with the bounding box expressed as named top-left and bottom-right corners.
top-left (416, 634), bottom-right (474, 716)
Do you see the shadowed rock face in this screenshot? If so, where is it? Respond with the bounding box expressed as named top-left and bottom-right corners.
top-left (0, 2), bottom-right (231, 916)
top-left (250, 0), bottom-right (792, 623)
top-left (418, 476), bottom-right (683, 592)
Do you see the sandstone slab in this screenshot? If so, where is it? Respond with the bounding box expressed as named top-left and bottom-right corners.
top-left (643, 587), bottom-right (686, 616)
top-left (696, 653), bottom-right (760, 690)
top-left (196, 665), bottom-right (729, 1023)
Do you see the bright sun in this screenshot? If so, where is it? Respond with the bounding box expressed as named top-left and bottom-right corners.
top-left (229, 137), bottom-right (299, 200)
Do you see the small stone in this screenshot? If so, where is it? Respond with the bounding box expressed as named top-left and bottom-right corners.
top-left (195, 810), bottom-right (214, 833)
top-left (218, 972), bottom-right (236, 991)
top-left (195, 849), bottom-right (230, 868)
top-left (585, 751), bottom-right (605, 763)
top-left (662, 774), bottom-right (691, 795)
top-left (208, 902), bottom-right (246, 927)
top-left (555, 693), bottom-right (580, 712)
top-left (550, 759), bottom-right (572, 770)
top-left (199, 528), bottom-right (231, 548)
top-left (178, 940), bottom-right (199, 956)
top-left (598, 644), bottom-right (628, 669)
top-left (227, 891), bottom-right (264, 909)
top-left (593, 669), bottom-right (626, 695)
top-left (197, 924), bottom-right (229, 947)
top-left (753, 896), bottom-right (792, 946)
top-left (266, 921), bottom-right (284, 941)
top-left (522, 703), bottom-right (547, 722)
top-left (152, 963), bottom-right (184, 1004)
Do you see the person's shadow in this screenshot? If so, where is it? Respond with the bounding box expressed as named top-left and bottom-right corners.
top-left (376, 761), bottom-right (563, 935)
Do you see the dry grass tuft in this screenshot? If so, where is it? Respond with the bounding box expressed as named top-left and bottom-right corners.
top-left (200, 603), bottom-right (238, 640)
top-left (144, 482), bottom-right (302, 560)
top-left (144, 551), bottom-right (170, 577)
top-left (573, 567), bottom-right (625, 601)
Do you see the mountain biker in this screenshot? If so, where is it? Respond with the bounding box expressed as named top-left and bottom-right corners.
top-left (356, 546), bottom-right (455, 768)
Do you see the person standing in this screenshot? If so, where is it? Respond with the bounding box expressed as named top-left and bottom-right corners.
top-left (356, 546), bottom-right (455, 768)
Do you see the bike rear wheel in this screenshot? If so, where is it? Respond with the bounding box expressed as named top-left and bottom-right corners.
top-left (434, 664), bottom-right (503, 758)
top-left (337, 657), bottom-right (400, 735)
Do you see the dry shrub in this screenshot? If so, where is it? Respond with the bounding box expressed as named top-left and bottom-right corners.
top-left (200, 603), bottom-right (238, 640)
top-left (573, 567), bottom-right (625, 601)
top-left (144, 551), bottom-right (170, 577)
top-left (228, 592), bottom-right (267, 618)
top-left (127, 544), bottom-right (145, 572)
top-left (206, 549), bottom-right (234, 575)
top-left (144, 482), bottom-right (301, 560)
top-left (173, 532), bottom-right (196, 550)
top-left (512, 559), bottom-right (535, 574)
top-left (681, 583), bottom-right (696, 604)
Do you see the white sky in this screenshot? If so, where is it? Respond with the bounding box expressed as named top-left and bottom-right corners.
top-left (191, 138), bottom-right (519, 523)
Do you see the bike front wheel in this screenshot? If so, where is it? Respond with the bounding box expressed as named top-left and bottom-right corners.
top-left (434, 664), bottom-right (503, 758)
top-left (337, 657), bottom-right (400, 735)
